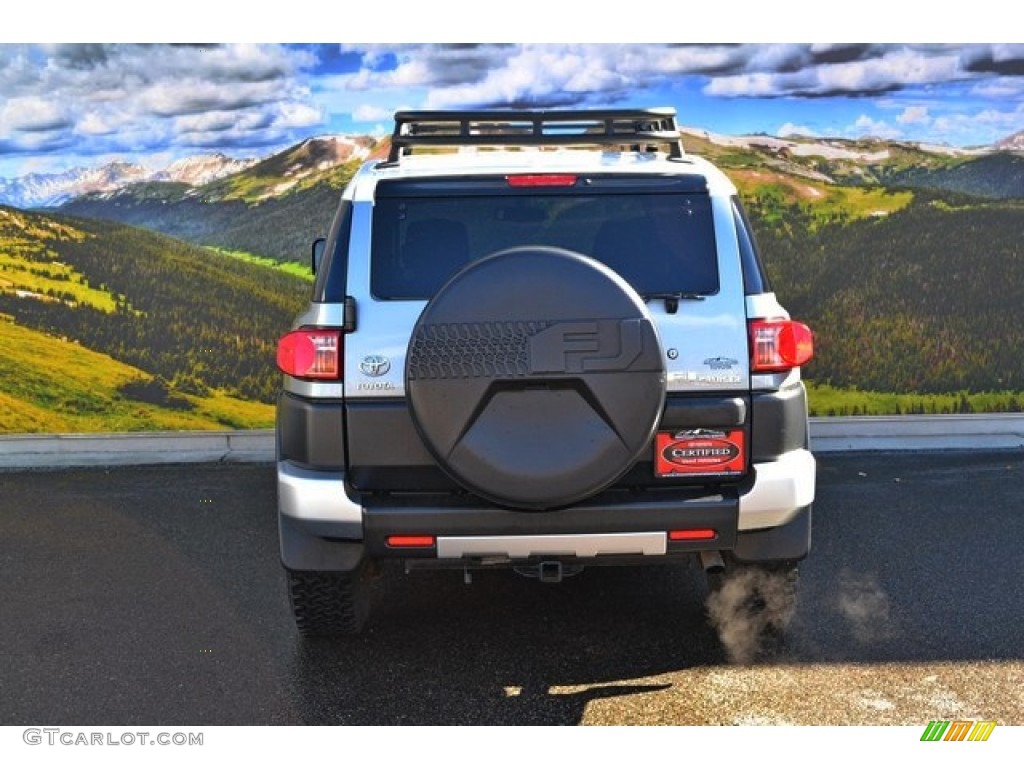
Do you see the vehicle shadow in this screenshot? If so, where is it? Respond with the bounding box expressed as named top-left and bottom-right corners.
top-left (288, 563), bottom-right (719, 725)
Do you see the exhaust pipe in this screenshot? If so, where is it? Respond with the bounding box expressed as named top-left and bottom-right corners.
top-left (699, 550), bottom-right (725, 575)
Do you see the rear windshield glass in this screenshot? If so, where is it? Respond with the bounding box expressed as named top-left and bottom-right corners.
top-left (371, 191), bottom-right (719, 299)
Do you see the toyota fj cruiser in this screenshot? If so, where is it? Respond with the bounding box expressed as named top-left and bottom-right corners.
top-left (276, 108), bottom-right (815, 636)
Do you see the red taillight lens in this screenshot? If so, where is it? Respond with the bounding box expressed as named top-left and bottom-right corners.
top-left (386, 535), bottom-right (436, 548)
top-left (749, 320), bottom-right (814, 372)
top-left (669, 529), bottom-right (717, 541)
top-left (506, 174), bottom-right (577, 187)
top-left (276, 329), bottom-right (341, 379)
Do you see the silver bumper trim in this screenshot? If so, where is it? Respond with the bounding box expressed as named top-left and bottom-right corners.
top-left (738, 448), bottom-right (816, 530)
top-left (436, 532), bottom-right (667, 559)
top-left (277, 461), bottom-right (364, 539)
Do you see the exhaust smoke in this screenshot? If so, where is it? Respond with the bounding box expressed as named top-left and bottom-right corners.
top-left (706, 566), bottom-right (798, 665)
top-left (836, 570), bottom-right (895, 644)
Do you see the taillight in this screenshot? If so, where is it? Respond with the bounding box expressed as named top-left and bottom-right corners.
top-left (276, 329), bottom-right (341, 379)
top-left (506, 174), bottom-right (577, 187)
top-left (749, 320), bottom-right (814, 372)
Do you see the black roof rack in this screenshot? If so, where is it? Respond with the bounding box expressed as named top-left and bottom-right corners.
top-left (384, 107), bottom-right (686, 164)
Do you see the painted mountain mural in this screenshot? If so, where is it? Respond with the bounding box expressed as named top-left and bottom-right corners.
top-left (1, 44), bottom-right (1022, 431)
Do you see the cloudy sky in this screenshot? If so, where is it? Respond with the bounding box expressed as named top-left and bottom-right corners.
top-left (1, 42), bottom-right (1022, 177)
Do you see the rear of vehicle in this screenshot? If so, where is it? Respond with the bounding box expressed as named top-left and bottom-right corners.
top-left (276, 109), bottom-right (815, 636)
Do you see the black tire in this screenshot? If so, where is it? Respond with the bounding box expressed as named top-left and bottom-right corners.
top-left (285, 566), bottom-right (369, 637)
top-left (705, 559), bottom-right (800, 662)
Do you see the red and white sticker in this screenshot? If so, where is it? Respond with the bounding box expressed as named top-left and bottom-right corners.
top-left (655, 429), bottom-right (746, 477)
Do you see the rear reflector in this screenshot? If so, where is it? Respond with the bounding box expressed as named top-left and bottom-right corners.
top-left (386, 535), bottom-right (436, 548)
top-left (749, 320), bottom-right (814, 372)
top-left (507, 174), bottom-right (577, 187)
top-left (276, 329), bottom-right (341, 379)
top-left (669, 529), bottom-right (717, 541)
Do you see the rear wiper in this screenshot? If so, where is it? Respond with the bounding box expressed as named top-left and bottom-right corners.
top-left (643, 292), bottom-right (707, 314)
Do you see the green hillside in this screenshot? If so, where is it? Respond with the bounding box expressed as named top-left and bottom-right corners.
top-left (60, 181), bottom-right (347, 263)
top-left (699, 134), bottom-right (1024, 402)
top-left (880, 153), bottom-right (1024, 199)
top-left (731, 168), bottom-right (914, 230)
top-left (748, 195), bottom-right (1024, 394)
top-left (682, 131), bottom-right (1023, 201)
top-left (201, 136), bottom-right (375, 201)
top-left (31, 131), bottom-right (1024, 425)
top-left (0, 318), bottom-right (273, 433)
top-left (0, 205), bottom-right (310, 431)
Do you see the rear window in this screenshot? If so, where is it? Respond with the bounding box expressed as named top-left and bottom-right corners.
top-left (370, 180), bottom-right (719, 299)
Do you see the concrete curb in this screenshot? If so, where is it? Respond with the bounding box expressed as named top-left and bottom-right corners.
top-left (2, 416), bottom-right (1024, 469)
top-left (0, 429), bottom-right (275, 469)
top-left (809, 414), bottom-right (1024, 452)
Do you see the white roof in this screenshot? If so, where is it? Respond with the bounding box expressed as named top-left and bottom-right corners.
top-left (346, 149), bottom-right (737, 201)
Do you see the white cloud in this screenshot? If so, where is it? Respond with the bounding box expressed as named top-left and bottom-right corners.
top-left (896, 106), bottom-right (931, 125)
top-left (849, 115), bottom-right (902, 140)
top-left (421, 46), bottom-right (638, 109)
top-left (930, 103), bottom-right (1024, 144)
top-left (778, 123), bottom-right (816, 138)
top-left (140, 79), bottom-right (285, 118)
top-left (76, 111), bottom-right (117, 136)
top-left (172, 102), bottom-right (321, 144)
top-left (352, 104), bottom-right (392, 122)
top-left (273, 102), bottom-right (322, 129)
top-left (330, 44), bottom-right (993, 107)
top-left (707, 47), bottom-right (964, 98)
top-left (970, 76), bottom-right (1024, 99)
top-left (174, 111), bottom-right (245, 134)
top-left (2, 42), bottom-right (1023, 173)
top-left (0, 44), bottom-right (321, 162)
top-left (0, 96), bottom-right (71, 132)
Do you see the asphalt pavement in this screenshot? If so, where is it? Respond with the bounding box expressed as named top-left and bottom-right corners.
top-left (1, 451), bottom-right (1022, 725)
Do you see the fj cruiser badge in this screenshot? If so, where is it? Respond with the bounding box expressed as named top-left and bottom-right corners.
top-left (360, 355), bottom-right (391, 377)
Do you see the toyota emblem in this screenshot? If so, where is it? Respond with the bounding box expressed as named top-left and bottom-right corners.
top-left (360, 355), bottom-right (391, 377)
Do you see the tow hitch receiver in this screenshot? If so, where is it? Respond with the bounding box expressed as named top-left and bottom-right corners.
top-left (512, 561), bottom-right (586, 583)
top-left (539, 561), bottom-right (563, 583)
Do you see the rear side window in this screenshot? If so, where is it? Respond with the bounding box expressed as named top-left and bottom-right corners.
top-left (314, 199), bottom-right (352, 303)
top-left (731, 196), bottom-right (770, 296)
top-left (371, 182), bottom-right (719, 299)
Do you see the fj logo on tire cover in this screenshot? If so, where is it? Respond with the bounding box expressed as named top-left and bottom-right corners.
top-left (528, 319), bottom-right (645, 374)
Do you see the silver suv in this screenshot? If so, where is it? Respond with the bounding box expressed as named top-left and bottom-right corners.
top-left (276, 108), bottom-right (816, 636)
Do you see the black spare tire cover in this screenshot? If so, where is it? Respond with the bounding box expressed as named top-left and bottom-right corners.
top-left (406, 246), bottom-right (666, 510)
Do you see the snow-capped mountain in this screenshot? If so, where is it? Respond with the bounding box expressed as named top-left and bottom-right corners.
top-left (0, 154), bottom-right (255, 209)
top-left (152, 153), bottom-right (257, 186)
top-left (0, 138), bottom-right (376, 209)
top-left (995, 130), bottom-right (1024, 152)
top-left (0, 162), bottom-right (150, 209)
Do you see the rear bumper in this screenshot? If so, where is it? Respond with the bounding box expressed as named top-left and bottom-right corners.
top-left (360, 489), bottom-right (739, 559)
top-left (277, 460), bottom-right (363, 540)
top-left (737, 448), bottom-right (816, 531)
top-left (277, 446), bottom-right (815, 567)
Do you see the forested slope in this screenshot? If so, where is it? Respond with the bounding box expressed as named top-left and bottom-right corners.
top-left (60, 179), bottom-right (346, 263)
top-left (0, 206), bottom-right (310, 408)
top-left (749, 197), bottom-right (1024, 393)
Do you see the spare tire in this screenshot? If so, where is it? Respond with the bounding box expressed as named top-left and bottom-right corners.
top-left (406, 246), bottom-right (665, 509)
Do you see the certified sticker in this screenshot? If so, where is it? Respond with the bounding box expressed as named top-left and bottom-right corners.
top-left (655, 429), bottom-right (746, 477)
